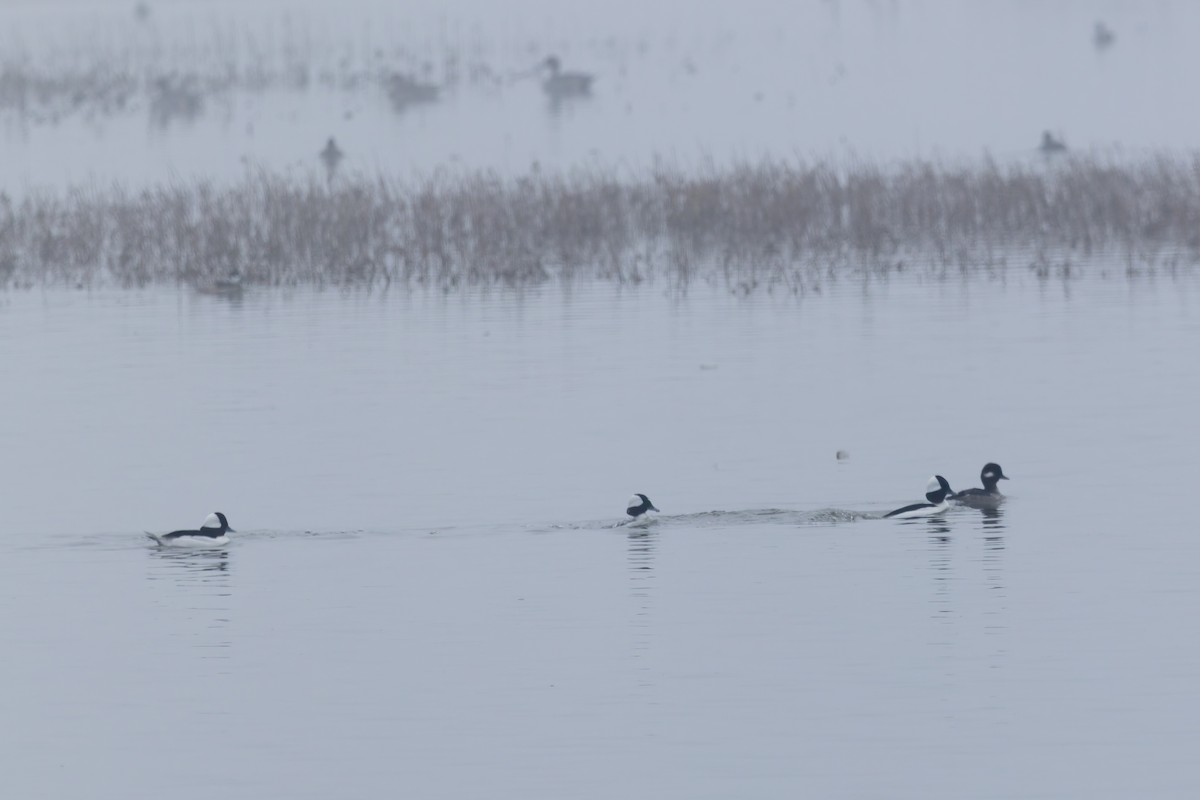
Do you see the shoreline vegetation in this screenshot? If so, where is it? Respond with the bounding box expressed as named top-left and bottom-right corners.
top-left (2, 155), bottom-right (1199, 292)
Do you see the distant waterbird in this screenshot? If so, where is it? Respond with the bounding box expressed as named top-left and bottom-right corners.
top-left (320, 137), bottom-right (344, 181)
top-left (626, 493), bottom-right (659, 519)
top-left (884, 476), bottom-right (955, 519)
top-left (147, 512), bottom-right (235, 547)
top-left (195, 267), bottom-right (244, 297)
top-left (539, 55), bottom-right (594, 100)
top-left (952, 463), bottom-right (1009, 508)
top-left (1039, 131), bottom-right (1068, 155)
top-left (1093, 21), bottom-right (1116, 51)
top-left (384, 72), bottom-right (440, 112)
top-left (214, 268), bottom-right (242, 291)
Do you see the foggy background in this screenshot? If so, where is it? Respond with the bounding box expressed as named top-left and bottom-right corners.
top-left (0, 0), bottom-right (1193, 188)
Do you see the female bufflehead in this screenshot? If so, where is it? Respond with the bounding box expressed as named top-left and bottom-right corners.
top-left (626, 494), bottom-right (659, 519)
top-left (147, 512), bottom-right (234, 547)
top-left (952, 463), bottom-right (1009, 508)
top-left (884, 476), bottom-right (955, 519)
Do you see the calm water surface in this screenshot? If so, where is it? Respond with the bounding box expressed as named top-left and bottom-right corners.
top-left (2, 276), bottom-right (1200, 797)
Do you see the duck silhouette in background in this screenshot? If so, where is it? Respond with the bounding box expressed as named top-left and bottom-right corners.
top-left (320, 137), bottom-right (344, 182)
top-left (1039, 131), bottom-right (1068, 155)
top-left (540, 55), bottom-right (594, 100)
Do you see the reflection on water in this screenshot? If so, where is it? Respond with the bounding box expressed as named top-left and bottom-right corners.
top-left (978, 505), bottom-right (1005, 527)
top-left (146, 548), bottom-right (233, 661)
top-left (147, 547), bottom-right (232, 583)
top-left (627, 529), bottom-right (656, 688)
top-left (916, 507), bottom-right (1010, 683)
top-left (979, 506), bottom-right (1007, 590)
top-left (978, 507), bottom-right (1008, 678)
top-left (926, 520), bottom-right (954, 621)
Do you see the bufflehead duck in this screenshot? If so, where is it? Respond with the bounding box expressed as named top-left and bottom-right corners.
top-left (147, 512), bottom-right (235, 546)
top-left (626, 493), bottom-right (659, 519)
top-left (952, 463), bottom-right (1009, 508)
top-left (540, 56), bottom-right (594, 99)
top-left (884, 476), bottom-right (955, 519)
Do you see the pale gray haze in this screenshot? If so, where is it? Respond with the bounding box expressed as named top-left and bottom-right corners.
top-left (2, 1), bottom-right (1200, 798)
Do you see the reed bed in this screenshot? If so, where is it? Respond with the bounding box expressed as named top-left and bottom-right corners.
top-left (2, 155), bottom-right (1199, 292)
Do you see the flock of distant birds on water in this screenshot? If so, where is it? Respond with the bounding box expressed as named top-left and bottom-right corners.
top-left (311, 18), bottom-right (1121, 174)
top-left (122, 0), bottom-right (1119, 162)
top-left (316, 54), bottom-right (593, 181)
top-left (146, 463), bottom-right (1009, 547)
top-left (183, 16), bottom-right (1115, 297)
top-left (148, 12), bottom-right (1110, 193)
top-left (619, 462), bottom-right (1011, 528)
top-left (309, 27), bottom-right (1096, 183)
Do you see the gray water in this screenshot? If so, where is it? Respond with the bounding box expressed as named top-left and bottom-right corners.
top-left (3, 276), bottom-right (1200, 798)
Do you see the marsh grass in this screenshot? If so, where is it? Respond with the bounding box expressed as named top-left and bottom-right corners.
top-left (2, 155), bottom-right (1199, 292)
